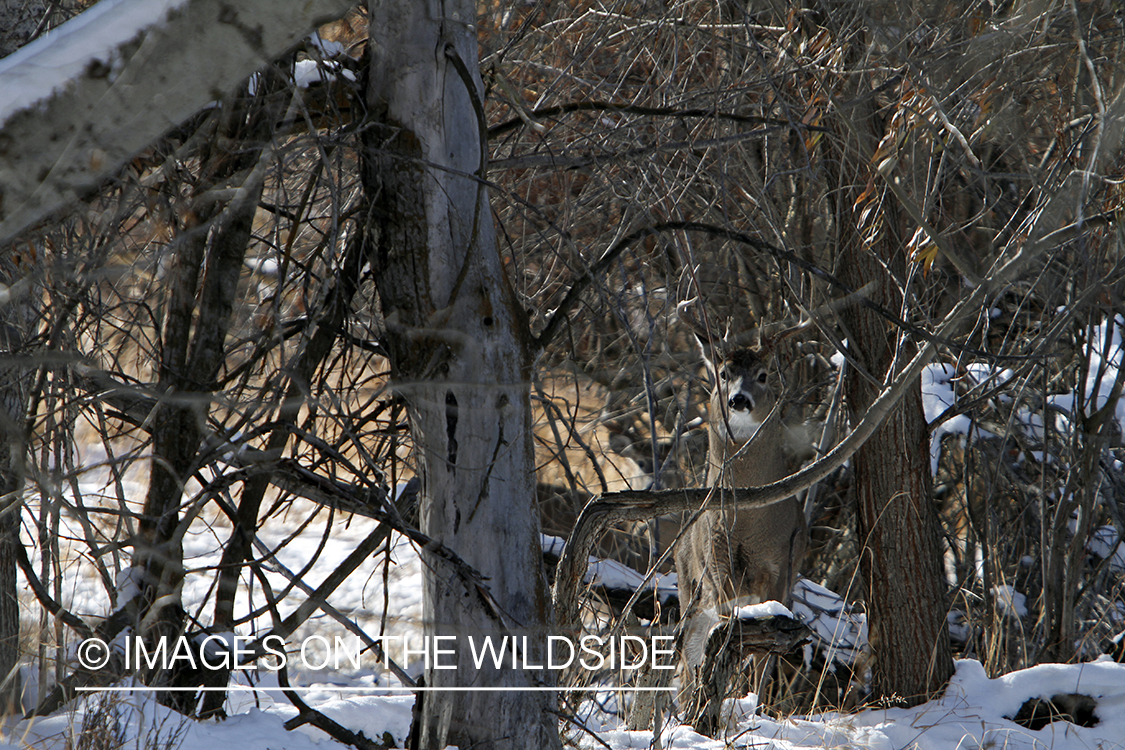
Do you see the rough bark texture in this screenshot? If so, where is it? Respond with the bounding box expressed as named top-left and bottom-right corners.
top-left (363, 2), bottom-right (560, 748)
top-left (841, 337), bottom-right (953, 703)
top-left (0, 265), bottom-right (28, 713)
top-left (0, 0), bottom-right (48, 714)
top-left (835, 128), bottom-right (955, 705)
top-left (133, 111), bottom-right (266, 711)
top-left (0, 0), bottom-right (47, 58)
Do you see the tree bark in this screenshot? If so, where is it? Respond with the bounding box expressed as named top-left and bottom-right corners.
top-left (0, 0), bottom-right (47, 58)
top-left (0, 0), bottom-right (51, 714)
top-left (0, 262), bottom-right (29, 714)
top-left (199, 222), bottom-right (366, 718)
top-left (833, 113), bottom-right (955, 705)
top-left (363, 2), bottom-right (560, 748)
top-left (134, 106), bottom-right (267, 711)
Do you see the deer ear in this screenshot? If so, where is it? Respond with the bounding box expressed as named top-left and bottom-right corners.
top-left (692, 329), bottom-right (711, 357)
top-left (694, 332), bottom-right (723, 376)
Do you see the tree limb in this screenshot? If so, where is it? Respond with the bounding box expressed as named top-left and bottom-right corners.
top-left (0, 0), bottom-right (354, 245)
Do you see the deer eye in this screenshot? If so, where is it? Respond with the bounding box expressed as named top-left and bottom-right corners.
top-left (719, 369), bottom-right (729, 381)
top-left (757, 371), bottom-right (768, 384)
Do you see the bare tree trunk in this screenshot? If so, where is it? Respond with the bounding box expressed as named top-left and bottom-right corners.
top-left (0, 265), bottom-right (29, 714)
top-left (363, 2), bottom-right (560, 748)
top-left (0, 0), bottom-right (51, 714)
top-left (833, 121), bottom-right (955, 705)
top-left (134, 102), bottom-right (267, 711)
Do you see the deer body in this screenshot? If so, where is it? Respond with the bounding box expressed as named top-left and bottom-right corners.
top-left (675, 345), bottom-right (807, 714)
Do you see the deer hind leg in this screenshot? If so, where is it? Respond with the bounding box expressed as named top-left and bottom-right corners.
top-left (676, 571), bottom-right (729, 735)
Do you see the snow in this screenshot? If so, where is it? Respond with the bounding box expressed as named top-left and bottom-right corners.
top-left (113, 566), bottom-right (141, 606)
top-left (1089, 525), bottom-right (1125, 572)
top-left (993, 585), bottom-right (1029, 618)
top-left (20, 497), bottom-right (1125, 750)
top-left (830, 340), bottom-right (847, 370)
top-left (542, 533), bottom-right (679, 604)
top-left (732, 601), bottom-right (792, 619)
top-left (292, 59), bottom-right (355, 88)
top-left (245, 31), bottom-right (355, 95)
top-left (10, 354), bottom-right (1125, 750)
top-left (1026, 316), bottom-right (1125, 439)
top-left (921, 363), bottom-right (975, 474)
top-left (4, 692), bottom-right (417, 750)
top-left (17, 452), bottom-right (1124, 750)
top-left (586, 557), bottom-right (678, 602)
top-left (0, 0), bottom-right (190, 129)
top-left (9, 700), bottom-right (326, 750)
top-left (963, 361), bottom-right (1015, 394)
top-left (544, 658), bottom-right (1125, 750)
top-left (560, 659), bottom-right (1125, 750)
top-left (790, 579), bottom-right (867, 667)
top-left (246, 59), bottom-right (355, 96)
top-left (921, 362), bottom-right (1012, 474)
top-left (244, 256), bottom-right (279, 277)
top-left (1080, 315), bottom-right (1125, 436)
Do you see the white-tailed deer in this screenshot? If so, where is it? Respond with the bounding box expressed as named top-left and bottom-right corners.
top-left (675, 299), bottom-right (807, 730)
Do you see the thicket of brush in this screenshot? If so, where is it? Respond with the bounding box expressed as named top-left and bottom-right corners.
top-left (3, 0), bottom-right (1125, 730)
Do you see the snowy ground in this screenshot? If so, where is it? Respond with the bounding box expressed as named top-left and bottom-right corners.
top-left (8, 616), bottom-right (1125, 750)
top-left (8, 658), bottom-right (1124, 750)
top-left (5, 323), bottom-right (1125, 748)
top-left (5, 484), bottom-right (1125, 750)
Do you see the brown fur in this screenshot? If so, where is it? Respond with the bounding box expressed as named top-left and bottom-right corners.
top-left (675, 344), bottom-right (807, 717)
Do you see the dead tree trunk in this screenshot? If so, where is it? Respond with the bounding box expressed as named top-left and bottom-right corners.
top-left (0, 0), bottom-right (50, 713)
top-left (363, 2), bottom-right (560, 748)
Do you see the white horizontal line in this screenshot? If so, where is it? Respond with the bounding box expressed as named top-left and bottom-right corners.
top-left (76, 686), bottom-right (674, 693)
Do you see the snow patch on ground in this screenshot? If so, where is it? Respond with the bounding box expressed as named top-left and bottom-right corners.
top-left (993, 585), bottom-right (1029, 618)
top-left (732, 600), bottom-right (792, 619)
top-left (571, 658), bottom-right (1125, 750)
top-left (12, 493), bottom-right (1125, 750)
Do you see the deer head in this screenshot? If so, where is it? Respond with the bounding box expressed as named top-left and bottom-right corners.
top-left (676, 296), bottom-right (781, 448)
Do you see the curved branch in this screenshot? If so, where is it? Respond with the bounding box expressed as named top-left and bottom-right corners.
top-left (489, 127), bottom-right (789, 171)
top-left (552, 334), bottom-right (937, 629)
top-left (14, 537), bottom-right (93, 640)
top-left (552, 214), bottom-right (1065, 627)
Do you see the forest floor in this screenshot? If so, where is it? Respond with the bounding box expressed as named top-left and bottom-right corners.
top-left (3, 490), bottom-right (1124, 750)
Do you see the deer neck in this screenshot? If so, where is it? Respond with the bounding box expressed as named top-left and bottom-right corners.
top-left (706, 415), bottom-right (785, 489)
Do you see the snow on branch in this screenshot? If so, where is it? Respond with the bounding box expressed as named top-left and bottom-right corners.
top-left (0, 0), bottom-right (354, 245)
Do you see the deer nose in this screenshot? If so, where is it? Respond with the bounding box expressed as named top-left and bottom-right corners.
top-left (728, 392), bottom-right (752, 411)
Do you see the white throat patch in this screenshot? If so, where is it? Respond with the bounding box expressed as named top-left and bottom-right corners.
top-left (725, 408), bottom-right (763, 443)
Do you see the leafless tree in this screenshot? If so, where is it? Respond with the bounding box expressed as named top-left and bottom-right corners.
top-left (1, 1), bottom-right (1125, 747)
